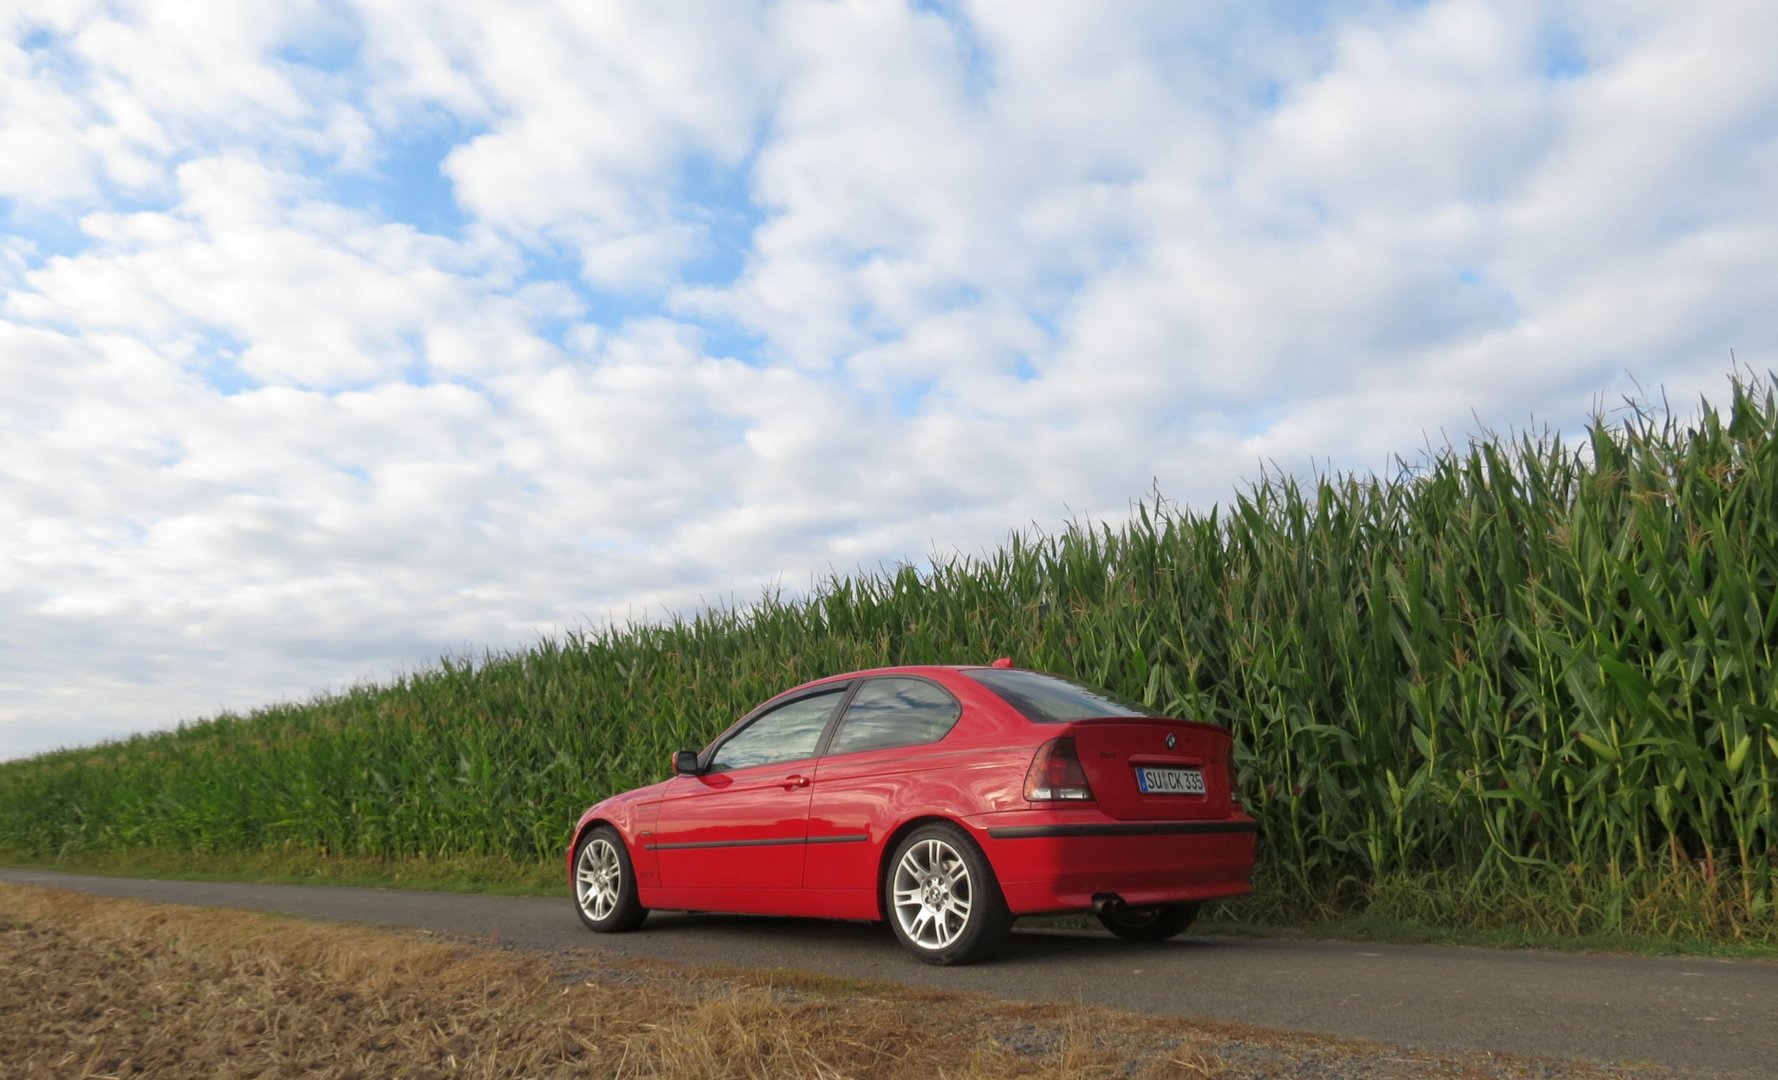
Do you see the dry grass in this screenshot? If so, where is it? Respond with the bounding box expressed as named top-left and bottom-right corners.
top-left (0, 884), bottom-right (1650, 1079)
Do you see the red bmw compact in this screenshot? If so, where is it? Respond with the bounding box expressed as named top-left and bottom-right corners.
top-left (567, 662), bottom-right (1257, 964)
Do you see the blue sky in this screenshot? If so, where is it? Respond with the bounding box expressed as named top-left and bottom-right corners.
top-left (3, 0), bottom-right (1776, 760)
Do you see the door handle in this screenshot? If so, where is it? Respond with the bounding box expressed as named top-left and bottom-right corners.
top-left (783, 774), bottom-right (810, 789)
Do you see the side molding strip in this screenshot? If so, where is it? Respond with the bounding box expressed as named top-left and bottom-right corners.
top-left (987, 821), bottom-right (1259, 840)
top-left (646, 833), bottom-right (870, 852)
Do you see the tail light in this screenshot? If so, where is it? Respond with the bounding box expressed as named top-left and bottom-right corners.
top-left (1024, 737), bottom-right (1094, 802)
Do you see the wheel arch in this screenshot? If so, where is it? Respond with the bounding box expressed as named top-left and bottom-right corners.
top-left (567, 816), bottom-right (624, 879)
top-left (873, 813), bottom-right (982, 921)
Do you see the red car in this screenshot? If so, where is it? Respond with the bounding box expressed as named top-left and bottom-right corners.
top-left (567, 662), bottom-right (1257, 964)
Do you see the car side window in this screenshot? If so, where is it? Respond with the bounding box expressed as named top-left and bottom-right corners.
top-left (707, 688), bottom-right (845, 772)
top-left (826, 677), bottom-right (961, 756)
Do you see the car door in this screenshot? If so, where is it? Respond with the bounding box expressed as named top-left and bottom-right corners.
top-left (805, 676), bottom-right (964, 894)
top-left (650, 685), bottom-right (849, 898)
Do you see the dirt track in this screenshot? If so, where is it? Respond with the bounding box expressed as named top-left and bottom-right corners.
top-left (3, 867), bottom-right (1773, 1076)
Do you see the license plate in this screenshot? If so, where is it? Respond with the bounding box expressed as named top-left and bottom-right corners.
top-left (1136, 766), bottom-right (1205, 795)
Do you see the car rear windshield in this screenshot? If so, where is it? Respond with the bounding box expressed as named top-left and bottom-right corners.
top-left (962, 669), bottom-right (1158, 723)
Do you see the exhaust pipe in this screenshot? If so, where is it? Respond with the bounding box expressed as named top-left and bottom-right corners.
top-left (1091, 893), bottom-right (1125, 914)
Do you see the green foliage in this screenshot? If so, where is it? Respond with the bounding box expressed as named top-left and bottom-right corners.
top-left (3, 374), bottom-right (1775, 940)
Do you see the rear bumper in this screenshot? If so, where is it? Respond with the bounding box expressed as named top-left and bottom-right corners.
top-left (967, 808), bottom-right (1258, 916)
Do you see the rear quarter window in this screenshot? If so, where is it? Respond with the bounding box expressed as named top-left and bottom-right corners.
top-left (826, 677), bottom-right (961, 755)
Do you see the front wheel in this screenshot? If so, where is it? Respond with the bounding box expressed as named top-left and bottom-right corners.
top-left (573, 826), bottom-right (648, 932)
top-left (1095, 901), bottom-right (1201, 941)
top-left (884, 822), bottom-right (1012, 965)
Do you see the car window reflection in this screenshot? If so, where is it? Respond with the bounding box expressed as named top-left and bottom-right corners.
top-left (707, 689), bottom-right (843, 771)
top-left (828, 678), bottom-right (960, 755)
top-left (962, 669), bottom-right (1155, 723)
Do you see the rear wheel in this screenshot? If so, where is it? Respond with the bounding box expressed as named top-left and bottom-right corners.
top-left (573, 826), bottom-right (648, 933)
top-left (1096, 901), bottom-right (1201, 941)
top-left (884, 822), bottom-right (1012, 965)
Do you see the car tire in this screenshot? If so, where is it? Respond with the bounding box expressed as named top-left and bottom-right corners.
top-left (1095, 900), bottom-right (1201, 941)
top-left (573, 825), bottom-right (648, 933)
top-left (884, 822), bottom-right (1012, 965)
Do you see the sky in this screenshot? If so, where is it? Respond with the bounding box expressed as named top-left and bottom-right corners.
top-left (3, 0), bottom-right (1775, 761)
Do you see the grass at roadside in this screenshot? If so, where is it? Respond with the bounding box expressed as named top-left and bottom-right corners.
top-left (9, 848), bottom-right (1778, 962)
top-left (0, 883), bottom-right (1652, 1079)
top-left (1200, 864), bottom-right (1778, 959)
top-left (1193, 915), bottom-right (1778, 960)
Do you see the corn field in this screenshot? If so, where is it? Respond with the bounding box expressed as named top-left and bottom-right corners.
top-left (3, 375), bottom-right (1774, 938)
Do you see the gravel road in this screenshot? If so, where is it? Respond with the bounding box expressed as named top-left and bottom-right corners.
top-left (3, 867), bottom-right (1772, 1076)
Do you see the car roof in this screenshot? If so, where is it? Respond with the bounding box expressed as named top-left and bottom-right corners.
top-left (818, 663), bottom-right (988, 680)
top-left (784, 663), bottom-right (994, 694)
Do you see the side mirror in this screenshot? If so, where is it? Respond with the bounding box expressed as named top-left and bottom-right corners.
top-left (672, 750), bottom-right (701, 776)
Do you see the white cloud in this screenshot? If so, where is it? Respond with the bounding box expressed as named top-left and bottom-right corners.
top-left (350, 0), bottom-right (775, 287)
top-left (8, 156), bottom-right (557, 387)
top-left (0, 0), bottom-right (366, 207)
top-left (1247, 0), bottom-right (1553, 215)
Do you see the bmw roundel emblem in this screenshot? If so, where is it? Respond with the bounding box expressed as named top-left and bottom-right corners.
top-left (1165, 732), bottom-right (1177, 749)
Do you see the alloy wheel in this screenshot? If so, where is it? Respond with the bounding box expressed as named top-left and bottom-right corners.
top-left (890, 836), bottom-right (974, 950)
top-left (576, 836), bottom-right (622, 922)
